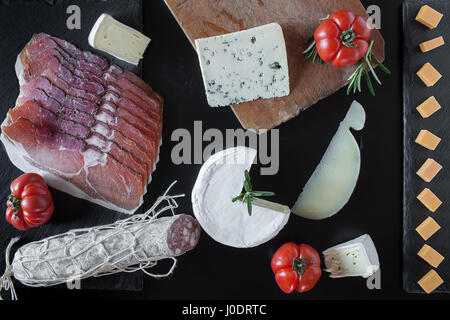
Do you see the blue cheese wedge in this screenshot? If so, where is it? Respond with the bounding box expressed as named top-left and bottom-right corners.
top-left (323, 234), bottom-right (380, 278)
top-left (195, 23), bottom-right (290, 107)
top-left (88, 14), bottom-right (150, 65)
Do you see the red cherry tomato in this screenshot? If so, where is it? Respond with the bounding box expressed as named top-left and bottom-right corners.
top-left (5, 173), bottom-right (54, 231)
top-left (314, 10), bottom-right (372, 67)
top-left (271, 243), bottom-right (322, 293)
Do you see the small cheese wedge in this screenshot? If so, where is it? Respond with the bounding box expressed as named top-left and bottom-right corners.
top-left (322, 234), bottom-right (379, 278)
top-left (418, 269), bottom-right (443, 294)
top-left (417, 158), bottom-right (442, 182)
top-left (418, 244), bottom-right (445, 268)
top-left (88, 14), bottom-right (150, 65)
top-left (415, 130), bottom-right (441, 150)
top-left (416, 63), bottom-right (442, 87)
top-left (416, 96), bottom-right (441, 118)
top-left (416, 217), bottom-right (441, 240)
top-left (415, 5), bottom-right (443, 29)
top-left (420, 36), bottom-right (445, 53)
top-left (417, 188), bottom-right (442, 212)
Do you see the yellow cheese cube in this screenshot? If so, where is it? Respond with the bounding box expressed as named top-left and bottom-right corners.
top-left (416, 96), bottom-right (441, 118)
top-left (420, 36), bottom-right (445, 53)
top-left (415, 130), bottom-right (441, 150)
top-left (417, 158), bottom-right (442, 182)
top-left (416, 63), bottom-right (442, 87)
top-left (415, 5), bottom-right (443, 29)
top-left (418, 269), bottom-right (444, 294)
top-left (417, 188), bottom-right (442, 212)
top-left (418, 244), bottom-right (445, 268)
top-left (416, 216), bottom-right (441, 240)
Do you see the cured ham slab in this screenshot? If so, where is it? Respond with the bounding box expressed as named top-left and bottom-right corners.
top-left (1, 33), bottom-right (163, 214)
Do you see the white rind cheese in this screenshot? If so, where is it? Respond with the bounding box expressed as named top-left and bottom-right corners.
top-left (88, 14), bottom-right (150, 65)
top-left (323, 234), bottom-right (380, 278)
top-left (195, 23), bottom-right (290, 107)
top-left (191, 147), bottom-right (289, 248)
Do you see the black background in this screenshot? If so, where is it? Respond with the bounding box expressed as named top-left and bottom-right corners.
top-left (0, 0), bottom-right (449, 300)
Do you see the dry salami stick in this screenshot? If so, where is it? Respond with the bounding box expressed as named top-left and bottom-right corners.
top-left (0, 184), bottom-right (201, 299)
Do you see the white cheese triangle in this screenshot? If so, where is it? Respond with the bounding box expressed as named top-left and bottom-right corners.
top-left (89, 14), bottom-right (150, 65)
top-left (323, 234), bottom-right (380, 278)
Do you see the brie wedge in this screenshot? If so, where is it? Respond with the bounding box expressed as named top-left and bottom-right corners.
top-left (323, 234), bottom-right (380, 278)
top-left (191, 147), bottom-right (289, 248)
top-left (88, 14), bottom-right (150, 65)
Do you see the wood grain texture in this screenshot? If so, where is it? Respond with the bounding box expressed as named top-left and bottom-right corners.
top-left (165, 0), bottom-right (385, 132)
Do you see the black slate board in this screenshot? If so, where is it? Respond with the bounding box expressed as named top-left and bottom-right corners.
top-left (403, 0), bottom-right (450, 293)
top-left (0, 0), bottom-right (145, 291)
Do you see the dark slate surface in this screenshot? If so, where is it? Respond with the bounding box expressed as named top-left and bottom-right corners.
top-left (0, 0), bottom-right (145, 291)
top-left (2, 0), bottom-right (450, 300)
top-left (403, 0), bottom-right (450, 294)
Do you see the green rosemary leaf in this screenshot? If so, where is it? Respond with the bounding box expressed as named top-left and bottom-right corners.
top-left (247, 196), bottom-right (253, 216)
top-left (232, 194), bottom-right (244, 202)
top-left (346, 81), bottom-right (353, 95)
top-left (357, 67), bottom-right (363, 92)
top-left (377, 61), bottom-right (391, 75)
top-left (347, 67), bottom-right (359, 95)
top-left (244, 170), bottom-right (252, 192)
top-left (251, 191), bottom-right (275, 197)
top-left (244, 180), bottom-right (250, 193)
top-left (233, 170), bottom-right (276, 216)
top-left (365, 68), bottom-right (375, 96)
top-left (366, 57), bottom-right (381, 85)
top-left (303, 39), bottom-right (323, 64)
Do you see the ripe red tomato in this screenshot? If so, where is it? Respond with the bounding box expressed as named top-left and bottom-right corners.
top-left (314, 10), bottom-right (372, 67)
top-left (5, 173), bottom-right (54, 231)
top-left (271, 243), bottom-right (322, 293)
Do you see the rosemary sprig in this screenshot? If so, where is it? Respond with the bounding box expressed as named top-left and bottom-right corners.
top-left (346, 40), bottom-right (391, 96)
top-left (302, 15), bottom-right (330, 64)
top-left (303, 36), bottom-right (323, 64)
top-left (232, 170), bottom-right (275, 216)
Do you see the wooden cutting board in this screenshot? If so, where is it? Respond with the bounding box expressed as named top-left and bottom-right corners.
top-left (165, 0), bottom-right (385, 132)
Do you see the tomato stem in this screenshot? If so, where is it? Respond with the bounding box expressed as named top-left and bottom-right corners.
top-left (340, 29), bottom-right (357, 48)
top-left (292, 258), bottom-right (315, 275)
top-left (7, 195), bottom-right (22, 215)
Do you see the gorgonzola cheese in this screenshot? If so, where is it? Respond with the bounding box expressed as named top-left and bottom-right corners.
top-left (195, 23), bottom-right (290, 107)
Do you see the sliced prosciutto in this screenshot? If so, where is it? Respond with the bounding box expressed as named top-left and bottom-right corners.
top-left (1, 33), bottom-right (163, 214)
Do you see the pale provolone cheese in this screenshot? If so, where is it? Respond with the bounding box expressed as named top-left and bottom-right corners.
top-left (291, 101), bottom-right (365, 220)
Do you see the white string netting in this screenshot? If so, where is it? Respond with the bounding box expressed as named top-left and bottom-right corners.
top-left (0, 181), bottom-right (185, 300)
